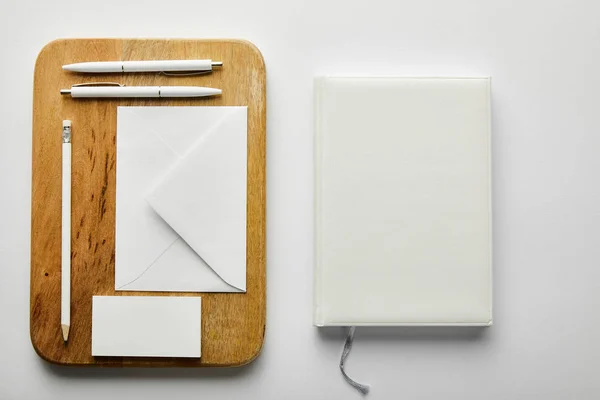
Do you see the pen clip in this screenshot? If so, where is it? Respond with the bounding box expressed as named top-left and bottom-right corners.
top-left (159, 70), bottom-right (211, 77)
top-left (72, 82), bottom-right (124, 87)
top-left (158, 61), bottom-right (222, 76)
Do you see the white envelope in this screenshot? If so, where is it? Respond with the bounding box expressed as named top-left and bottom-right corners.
top-left (115, 106), bottom-right (247, 292)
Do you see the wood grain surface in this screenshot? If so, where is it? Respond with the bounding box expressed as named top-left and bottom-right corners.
top-left (30, 39), bottom-right (266, 367)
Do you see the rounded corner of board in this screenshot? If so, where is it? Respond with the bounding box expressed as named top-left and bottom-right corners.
top-left (30, 336), bottom-right (69, 366)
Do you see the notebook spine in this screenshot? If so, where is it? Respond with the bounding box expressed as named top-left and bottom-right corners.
top-left (313, 78), bottom-right (323, 326)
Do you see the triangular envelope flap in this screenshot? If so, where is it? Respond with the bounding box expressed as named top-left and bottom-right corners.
top-left (145, 108), bottom-right (247, 291)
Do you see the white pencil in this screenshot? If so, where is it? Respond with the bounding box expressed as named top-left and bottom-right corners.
top-left (61, 120), bottom-right (72, 342)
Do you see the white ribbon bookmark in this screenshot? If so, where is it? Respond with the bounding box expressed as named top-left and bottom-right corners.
top-left (340, 326), bottom-right (370, 395)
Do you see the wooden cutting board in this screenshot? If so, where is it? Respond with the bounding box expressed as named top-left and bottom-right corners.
top-left (30, 38), bottom-right (266, 367)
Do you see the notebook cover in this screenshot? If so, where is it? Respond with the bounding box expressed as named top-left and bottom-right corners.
top-left (314, 77), bottom-right (492, 326)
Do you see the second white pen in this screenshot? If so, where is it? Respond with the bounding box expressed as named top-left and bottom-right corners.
top-left (60, 85), bottom-right (222, 98)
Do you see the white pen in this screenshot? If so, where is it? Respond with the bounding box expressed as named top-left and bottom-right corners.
top-left (63, 59), bottom-right (222, 73)
top-left (61, 120), bottom-right (71, 342)
top-left (60, 83), bottom-right (222, 98)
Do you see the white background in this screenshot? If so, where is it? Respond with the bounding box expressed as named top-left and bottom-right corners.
top-left (1, 0), bottom-right (600, 398)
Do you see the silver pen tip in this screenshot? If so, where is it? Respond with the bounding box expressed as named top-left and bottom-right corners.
top-left (60, 89), bottom-right (71, 95)
top-left (212, 61), bottom-right (223, 68)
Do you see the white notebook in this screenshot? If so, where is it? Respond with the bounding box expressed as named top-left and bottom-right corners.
top-left (314, 77), bottom-right (492, 326)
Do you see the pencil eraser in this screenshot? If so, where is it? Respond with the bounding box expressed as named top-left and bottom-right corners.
top-left (63, 120), bottom-right (72, 128)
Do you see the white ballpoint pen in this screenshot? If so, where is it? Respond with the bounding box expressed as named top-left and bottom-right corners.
top-left (60, 83), bottom-right (222, 98)
top-left (63, 59), bottom-right (223, 73)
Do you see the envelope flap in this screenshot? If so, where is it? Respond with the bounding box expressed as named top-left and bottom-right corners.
top-left (145, 108), bottom-right (247, 291)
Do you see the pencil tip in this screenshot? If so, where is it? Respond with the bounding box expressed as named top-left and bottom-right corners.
top-left (61, 324), bottom-right (70, 342)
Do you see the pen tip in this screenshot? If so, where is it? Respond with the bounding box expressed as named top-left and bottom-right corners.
top-left (212, 61), bottom-right (223, 68)
top-left (61, 324), bottom-right (70, 342)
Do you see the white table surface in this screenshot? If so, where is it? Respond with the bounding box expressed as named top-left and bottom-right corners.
top-left (2, 0), bottom-right (600, 398)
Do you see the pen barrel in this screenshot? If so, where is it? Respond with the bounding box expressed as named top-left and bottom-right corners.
top-left (63, 60), bottom-right (214, 73)
top-left (70, 86), bottom-right (161, 98)
top-left (69, 86), bottom-right (221, 98)
top-left (159, 86), bottom-right (221, 97)
top-left (123, 60), bottom-right (213, 72)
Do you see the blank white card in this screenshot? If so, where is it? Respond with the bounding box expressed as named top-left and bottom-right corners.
top-left (92, 296), bottom-right (201, 357)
